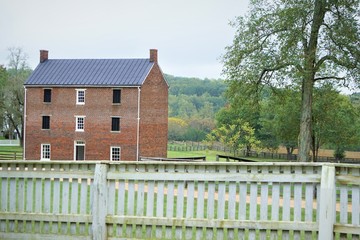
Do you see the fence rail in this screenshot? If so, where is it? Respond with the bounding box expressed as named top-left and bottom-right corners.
top-left (0, 139), bottom-right (20, 146)
top-left (0, 151), bottom-right (23, 160)
top-left (0, 161), bottom-right (359, 240)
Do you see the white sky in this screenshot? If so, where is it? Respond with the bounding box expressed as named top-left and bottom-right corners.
top-left (0, 0), bottom-right (249, 79)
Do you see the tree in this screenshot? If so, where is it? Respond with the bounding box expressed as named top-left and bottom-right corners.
top-left (0, 48), bottom-right (32, 146)
top-left (206, 120), bottom-right (260, 156)
top-left (168, 117), bottom-right (188, 141)
top-left (223, 0), bottom-right (360, 161)
top-left (260, 88), bottom-right (301, 159)
top-left (312, 85), bottom-right (360, 160)
top-left (0, 66), bottom-right (8, 133)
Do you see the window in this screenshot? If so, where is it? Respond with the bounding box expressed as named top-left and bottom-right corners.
top-left (76, 89), bottom-right (85, 105)
top-left (110, 146), bottom-right (121, 161)
top-left (113, 89), bottom-right (121, 104)
top-left (41, 144), bottom-right (51, 160)
top-left (74, 141), bottom-right (85, 161)
top-left (111, 117), bottom-right (120, 132)
top-left (42, 116), bottom-right (50, 129)
top-left (76, 116), bottom-right (85, 131)
top-left (44, 89), bottom-right (52, 103)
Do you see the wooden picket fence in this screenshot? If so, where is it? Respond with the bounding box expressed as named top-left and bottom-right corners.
top-left (0, 160), bottom-right (359, 240)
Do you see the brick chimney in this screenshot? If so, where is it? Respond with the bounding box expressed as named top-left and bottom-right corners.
top-left (40, 50), bottom-right (49, 63)
top-left (149, 49), bottom-right (158, 63)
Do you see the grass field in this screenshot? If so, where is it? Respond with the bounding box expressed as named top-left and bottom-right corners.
top-left (0, 145), bottom-right (23, 160)
top-left (0, 145), bottom-right (23, 152)
top-left (167, 149), bottom-right (284, 162)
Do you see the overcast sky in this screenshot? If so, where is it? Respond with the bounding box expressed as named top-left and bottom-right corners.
top-left (0, 0), bottom-right (249, 79)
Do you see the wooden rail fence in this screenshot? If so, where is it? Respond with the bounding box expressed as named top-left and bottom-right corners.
top-left (0, 161), bottom-right (359, 240)
top-left (0, 151), bottom-right (23, 160)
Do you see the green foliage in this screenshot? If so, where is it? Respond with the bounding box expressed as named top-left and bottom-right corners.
top-left (206, 120), bottom-right (260, 156)
top-left (259, 87), bottom-right (301, 154)
top-left (166, 74), bottom-right (226, 141)
top-left (0, 48), bottom-right (32, 145)
top-left (311, 84), bottom-right (360, 159)
top-left (334, 147), bottom-right (346, 160)
top-left (222, 0), bottom-right (360, 161)
top-left (166, 74), bottom-right (226, 97)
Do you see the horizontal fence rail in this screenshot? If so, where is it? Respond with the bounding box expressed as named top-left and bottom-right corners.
top-left (0, 151), bottom-right (23, 160)
top-left (0, 140), bottom-right (20, 146)
top-left (0, 161), bottom-right (359, 240)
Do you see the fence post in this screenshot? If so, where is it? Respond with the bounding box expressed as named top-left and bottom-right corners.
top-left (92, 163), bottom-right (108, 240)
top-left (318, 164), bottom-right (336, 240)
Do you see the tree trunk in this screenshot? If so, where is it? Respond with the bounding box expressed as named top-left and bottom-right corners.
top-left (298, 0), bottom-right (326, 162)
top-left (298, 78), bottom-right (314, 162)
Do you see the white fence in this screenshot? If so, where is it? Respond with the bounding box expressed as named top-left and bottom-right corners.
top-left (0, 161), bottom-right (359, 240)
top-left (0, 140), bottom-right (20, 146)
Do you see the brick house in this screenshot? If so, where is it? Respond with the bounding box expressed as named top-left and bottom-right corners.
top-left (24, 49), bottom-right (168, 161)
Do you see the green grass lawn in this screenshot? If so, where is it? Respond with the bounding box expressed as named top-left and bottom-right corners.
top-left (167, 149), bottom-right (285, 162)
top-left (167, 149), bottom-right (223, 161)
top-left (0, 145), bottom-right (23, 160)
top-left (0, 145), bottom-right (23, 153)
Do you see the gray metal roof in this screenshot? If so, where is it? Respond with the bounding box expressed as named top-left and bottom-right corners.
top-left (25, 58), bottom-right (154, 86)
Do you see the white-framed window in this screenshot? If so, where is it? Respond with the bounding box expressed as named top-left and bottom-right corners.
top-left (75, 116), bottom-right (85, 131)
top-left (76, 89), bottom-right (86, 105)
top-left (41, 144), bottom-right (51, 161)
top-left (74, 140), bottom-right (85, 161)
top-left (110, 146), bottom-right (121, 161)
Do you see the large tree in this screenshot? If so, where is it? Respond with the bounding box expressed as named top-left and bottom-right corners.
top-left (0, 48), bottom-right (32, 146)
top-left (223, 0), bottom-right (360, 161)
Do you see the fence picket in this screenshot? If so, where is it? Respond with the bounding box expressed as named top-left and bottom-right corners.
top-left (238, 166), bottom-right (248, 238)
top-left (249, 166), bottom-right (258, 240)
top-left (186, 165), bottom-right (195, 239)
top-left (282, 166), bottom-right (291, 239)
top-left (227, 181), bottom-right (237, 240)
top-left (351, 168), bottom-right (360, 240)
top-left (155, 165), bottom-right (165, 239)
top-left (145, 166), bottom-right (155, 238)
top-left (135, 181), bottom-right (145, 238)
top-left (270, 166), bottom-right (280, 239)
top-left (260, 167), bottom-right (269, 239)
top-left (175, 179), bottom-right (185, 239)
top-left (305, 167), bottom-right (316, 239)
top-left (216, 166), bottom-right (226, 239)
top-left (195, 178), bottom-right (205, 240)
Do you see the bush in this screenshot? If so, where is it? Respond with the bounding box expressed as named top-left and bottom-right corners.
top-left (334, 147), bottom-right (346, 160)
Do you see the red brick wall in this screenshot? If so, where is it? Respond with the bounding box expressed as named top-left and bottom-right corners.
top-left (25, 87), bottom-right (139, 160)
top-left (139, 63), bottom-right (168, 158)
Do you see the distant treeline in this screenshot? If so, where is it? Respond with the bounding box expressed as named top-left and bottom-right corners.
top-left (166, 74), bottom-right (227, 142)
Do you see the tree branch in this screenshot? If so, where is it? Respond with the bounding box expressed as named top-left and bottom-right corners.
top-left (314, 76), bottom-right (345, 81)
